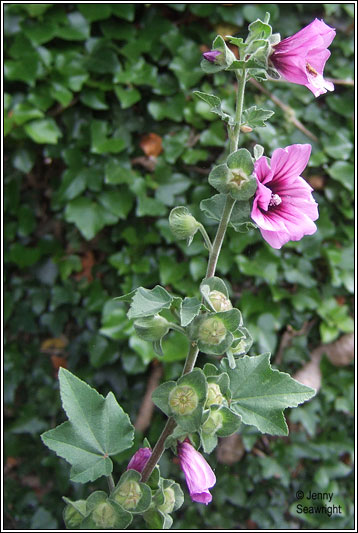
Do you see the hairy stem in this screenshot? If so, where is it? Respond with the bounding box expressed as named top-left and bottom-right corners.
top-left (230, 70), bottom-right (247, 152)
top-left (141, 417), bottom-right (177, 482)
top-left (107, 474), bottom-right (115, 492)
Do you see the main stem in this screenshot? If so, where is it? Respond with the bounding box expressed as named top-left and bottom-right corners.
top-left (141, 69), bottom-right (247, 484)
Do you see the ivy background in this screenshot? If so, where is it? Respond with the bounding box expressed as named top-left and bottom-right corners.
top-left (4, 3), bottom-right (354, 530)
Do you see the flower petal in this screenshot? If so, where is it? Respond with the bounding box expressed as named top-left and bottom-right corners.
top-left (270, 144), bottom-right (311, 184)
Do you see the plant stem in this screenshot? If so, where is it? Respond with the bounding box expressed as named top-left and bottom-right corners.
top-left (107, 474), bottom-right (115, 492)
top-left (198, 223), bottom-right (213, 253)
top-left (230, 70), bottom-right (247, 152)
top-left (205, 195), bottom-right (236, 279)
top-left (141, 417), bottom-right (177, 482)
top-left (141, 69), bottom-right (248, 483)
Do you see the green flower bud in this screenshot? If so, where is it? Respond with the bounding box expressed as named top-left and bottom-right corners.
top-left (202, 410), bottom-right (223, 435)
top-left (231, 339), bottom-right (246, 355)
top-left (92, 501), bottom-right (116, 528)
top-left (198, 317), bottom-right (227, 345)
top-left (209, 290), bottom-right (232, 312)
top-left (114, 480), bottom-right (142, 510)
top-left (169, 385), bottom-right (198, 416)
top-left (205, 383), bottom-right (224, 408)
top-left (169, 206), bottom-right (200, 241)
top-left (63, 502), bottom-right (86, 529)
top-left (134, 315), bottom-right (169, 341)
top-left (158, 487), bottom-right (176, 514)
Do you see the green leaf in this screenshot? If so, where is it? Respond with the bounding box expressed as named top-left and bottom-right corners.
top-left (242, 106), bottom-right (274, 128)
top-left (222, 353), bottom-right (316, 436)
top-left (180, 297), bottom-right (202, 327)
top-left (65, 198), bottom-right (117, 240)
top-left (41, 369), bottom-right (134, 483)
top-left (24, 118), bottom-right (62, 144)
top-left (127, 286), bottom-right (173, 319)
top-left (327, 161), bottom-right (354, 192)
top-left (193, 91), bottom-right (231, 123)
top-left (56, 12), bottom-right (90, 41)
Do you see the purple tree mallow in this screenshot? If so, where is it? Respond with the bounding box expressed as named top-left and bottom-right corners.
top-left (126, 447), bottom-right (152, 473)
top-left (177, 441), bottom-right (216, 504)
top-left (202, 50), bottom-right (222, 63)
top-left (251, 144), bottom-right (319, 249)
top-left (270, 18), bottom-right (336, 96)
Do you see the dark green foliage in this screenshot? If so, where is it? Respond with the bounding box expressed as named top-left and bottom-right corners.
top-left (4, 3), bottom-right (353, 529)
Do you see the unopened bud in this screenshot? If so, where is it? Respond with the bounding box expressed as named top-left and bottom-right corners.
top-left (114, 480), bottom-right (142, 510)
top-left (169, 206), bottom-right (200, 241)
top-left (202, 50), bottom-right (222, 63)
top-left (205, 383), bottom-right (224, 408)
top-left (240, 125), bottom-right (253, 133)
top-left (134, 315), bottom-right (169, 341)
top-left (92, 502), bottom-right (116, 528)
top-left (202, 410), bottom-right (223, 435)
top-left (169, 385), bottom-right (198, 416)
top-left (198, 317), bottom-right (227, 345)
top-left (158, 487), bottom-right (176, 514)
top-left (209, 290), bottom-right (232, 312)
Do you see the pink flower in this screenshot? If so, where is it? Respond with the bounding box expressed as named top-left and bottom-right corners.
top-left (270, 19), bottom-right (336, 97)
top-left (177, 441), bottom-right (216, 505)
top-left (126, 447), bottom-right (151, 473)
top-left (251, 144), bottom-right (318, 249)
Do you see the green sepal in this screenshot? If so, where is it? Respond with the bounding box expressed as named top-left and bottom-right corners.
top-left (143, 507), bottom-right (173, 530)
top-left (215, 405), bottom-right (242, 437)
top-left (147, 465), bottom-right (161, 490)
top-left (208, 149), bottom-right (256, 202)
top-left (253, 144), bottom-right (265, 160)
top-left (170, 369), bottom-right (208, 432)
top-left (246, 18), bottom-right (272, 43)
top-left (154, 478), bottom-right (184, 514)
top-left (152, 381), bottom-right (177, 417)
top-left (200, 276), bottom-right (230, 311)
top-left (62, 498), bottom-right (87, 529)
top-left (200, 35), bottom-right (236, 73)
top-left (180, 296), bottom-right (202, 327)
top-left (200, 193), bottom-right (251, 232)
top-left (198, 330), bottom-right (234, 356)
top-left (112, 470), bottom-right (152, 514)
top-left (231, 326), bottom-right (253, 355)
top-left (207, 372), bottom-right (231, 400)
top-left (153, 338), bottom-right (164, 356)
top-left (81, 491), bottom-right (133, 530)
top-left (134, 315), bottom-right (170, 342)
top-left (200, 430), bottom-right (218, 454)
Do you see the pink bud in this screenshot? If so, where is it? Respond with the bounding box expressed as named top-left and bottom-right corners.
top-left (126, 447), bottom-right (151, 473)
top-left (203, 50), bottom-right (222, 63)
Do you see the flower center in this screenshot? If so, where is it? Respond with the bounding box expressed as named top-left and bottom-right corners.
top-left (306, 62), bottom-right (318, 77)
top-left (269, 193), bottom-right (282, 208)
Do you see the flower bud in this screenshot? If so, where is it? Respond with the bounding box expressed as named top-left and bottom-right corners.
top-left (208, 290), bottom-right (232, 312)
top-left (231, 338), bottom-right (246, 355)
top-left (169, 385), bottom-right (198, 416)
top-left (198, 317), bottom-right (227, 345)
top-left (240, 125), bottom-right (253, 133)
top-left (202, 410), bottom-right (223, 435)
top-left (202, 50), bottom-right (222, 63)
top-left (114, 480), bottom-right (142, 510)
top-left (158, 487), bottom-right (176, 514)
top-left (92, 501), bottom-right (116, 528)
top-left (169, 206), bottom-right (200, 241)
top-left (205, 383), bottom-right (224, 408)
top-left (134, 315), bottom-right (169, 342)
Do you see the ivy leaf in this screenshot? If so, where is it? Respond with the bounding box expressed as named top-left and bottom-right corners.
top-left (127, 286), bottom-right (173, 319)
top-left (242, 106), bottom-right (274, 128)
top-left (41, 368), bottom-right (134, 483)
top-left (222, 353), bottom-right (316, 436)
top-left (180, 297), bottom-right (202, 327)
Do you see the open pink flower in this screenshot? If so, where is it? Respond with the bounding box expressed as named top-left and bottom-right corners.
top-left (177, 441), bottom-right (216, 505)
top-left (126, 447), bottom-right (151, 473)
top-left (270, 19), bottom-right (336, 96)
top-left (251, 144), bottom-right (318, 249)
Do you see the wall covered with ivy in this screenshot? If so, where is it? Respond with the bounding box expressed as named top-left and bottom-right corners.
top-left (4, 3), bottom-right (354, 529)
